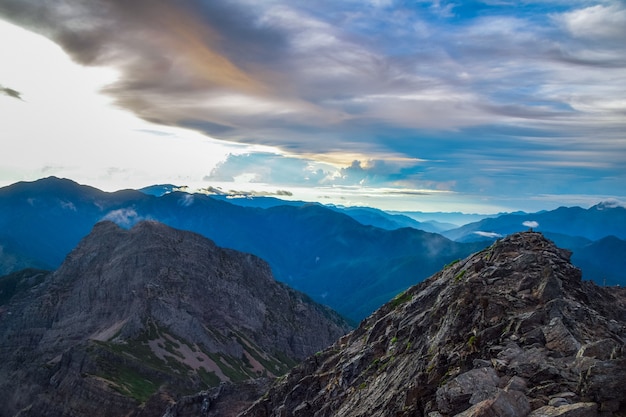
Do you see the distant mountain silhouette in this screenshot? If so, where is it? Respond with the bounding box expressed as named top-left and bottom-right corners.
top-left (570, 235), bottom-right (626, 286)
top-left (0, 177), bottom-right (484, 321)
top-left (210, 196), bottom-right (449, 233)
top-left (440, 205), bottom-right (626, 286)
top-left (443, 204), bottom-right (626, 242)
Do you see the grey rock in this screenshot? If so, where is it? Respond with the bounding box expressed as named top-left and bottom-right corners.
top-left (548, 397), bottom-right (571, 407)
top-left (503, 376), bottom-right (528, 393)
top-left (543, 317), bottom-right (581, 356)
top-left (455, 390), bottom-right (530, 417)
top-left (529, 402), bottom-right (598, 417)
top-left (579, 358), bottom-right (626, 403)
top-left (576, 339), bottom-right (620, 360)
top-left (436, 367), bottom-right (500, 414)
top-left (240, 232), bottom-right (626, 417)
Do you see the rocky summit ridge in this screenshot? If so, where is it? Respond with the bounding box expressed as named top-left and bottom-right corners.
top-left (241, 232), bottom-right (626, 417)
top-left (0, 220), bottom-right (350, 417)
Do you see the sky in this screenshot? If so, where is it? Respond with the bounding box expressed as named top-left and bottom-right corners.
top-left (0, 0), bottom-right (625, 214)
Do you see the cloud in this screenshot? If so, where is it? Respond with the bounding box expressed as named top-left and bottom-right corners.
top-left (59, 200), bottom-right (76, 211)
top-left (102, 208), bottom-right (144, 228)
top-left (473, 231), bottom-right (502, 238)
top-left (221, 189), bottom-right (294, 198)
top-left (1, 0), bottom-right (624, 205)
top-left (178, 194), bottom-right (194, 207)
top-left (594, 199), bottom-right (626, 209)
top-left (206, 153), bottom-right (323, 184)
top-left (205, 152), bottom-right (436, 191)
top-left (556, 3), bottom-right (626, 40)
top-left (522, 220), bottom-right (539, 229)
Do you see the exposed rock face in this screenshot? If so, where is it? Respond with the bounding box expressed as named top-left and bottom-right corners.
top-left (241, 232), bottom-right (626, 417)
top-left (0, 221), bottom-right (350, 417)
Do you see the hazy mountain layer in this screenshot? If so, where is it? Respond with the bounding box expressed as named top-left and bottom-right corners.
top-left (443, 203), bottom-right (626, 242)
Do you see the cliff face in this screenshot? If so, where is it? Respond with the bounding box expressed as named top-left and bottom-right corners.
top-left (0, 221), bottom-right (351, 417)
top-left (241, 232), bottom-right (626, 417)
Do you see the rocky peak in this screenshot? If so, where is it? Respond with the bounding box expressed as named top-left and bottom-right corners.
top-left (0, 220), bottom-right (351, 417)
top-left (241, 232), bottom-right (626, 417)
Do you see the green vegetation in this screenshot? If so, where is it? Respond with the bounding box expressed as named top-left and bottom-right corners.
top-left (92, 353), bottom-right (162, 403)
top-left (232, 330), bottom-right (296, 375)
top-left (197, 368), bottom-right (221, 387)
top-left (390, 290), bottom-right (412, 308)
top-left (205, 351), bottom-right (250, 382)
top-left (89, 321), bottom-right (300, 402)
top-left (443, 259), bottom-right (461, 269)
top-left (454, 270), bottom-right (466, 283)
top-left (467, 335), bottom-right (477, 348)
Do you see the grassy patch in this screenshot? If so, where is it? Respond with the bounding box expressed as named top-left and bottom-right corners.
top-left (233, 330), bottom-right (296, 375)
top-left (93, 356), bottom-right (162, 403)
top-left (390, 290), bottom-right (412, 309)
top-left (198, 368), bottom-right (221, 387)
top-left (443, 259), bottom-right (461, 269)
top-left (467, 335), bottom-right (477, 348)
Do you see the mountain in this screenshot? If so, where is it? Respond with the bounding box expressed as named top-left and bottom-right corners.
top-left (144, 188), bottom-right (454, 234)
top-left (242, 232), bottom-right (626, 417)
top-left (327, 206), bottom-right (440, 232)
top-left (0, 220), bottom-right (350, 417)
top-left (443, 204), bottom-right (626, 242)
top-left (570, 235), bottom-right (626, 287)
top-left (138, 184), bottom-right (182, 196)
top-left (211, 197), bottom-right (446, 233)
top-left (391, 210), bottom-right (495, 228)
top-left (0, 177), bottom-right (485, 321)
top-left (440, 206), bottom-right (626, 286)
top-left (211, 195), bottom-right (305, 209)
top-left (0, 176), bottom-right (151, 271)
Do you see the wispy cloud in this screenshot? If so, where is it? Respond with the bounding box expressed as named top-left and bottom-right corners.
top-left (102, 208), bottom-right (145, 228)
top-left (474, 231), bottom-right (503, 238)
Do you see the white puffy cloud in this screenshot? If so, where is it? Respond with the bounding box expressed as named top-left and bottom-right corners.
top-left (557, 3), bottom-right (626, 40)
top-left (523, 220), bottom-right (539, 229)
top-left (102, 208), bottom-right (145, 228)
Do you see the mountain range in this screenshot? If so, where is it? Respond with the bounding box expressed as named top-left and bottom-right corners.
top-left (0, 220), bottom-right (350, 417)
top-left (0, 177), bottom-right (484, 321)
top-left (0, 177), bottom-right (624, 321)
top-left (439, 204), bottom-right (626, 286)
top-left (1, 210), bottom-right (624, 416)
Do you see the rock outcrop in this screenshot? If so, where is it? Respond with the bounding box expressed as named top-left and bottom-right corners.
top-left (0, 221), bottom-right (351, 417)
top-left (241, 232), bottom-right (626, 417)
